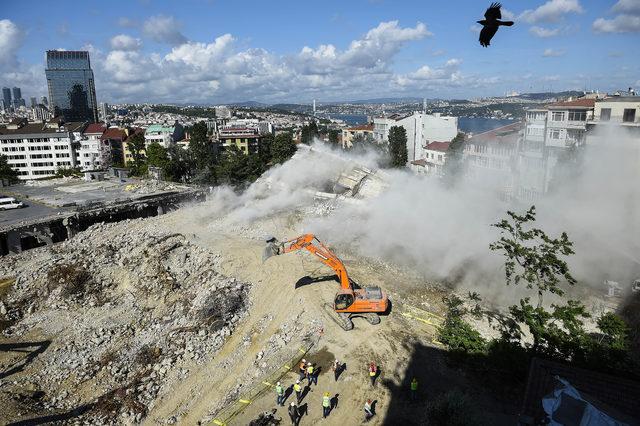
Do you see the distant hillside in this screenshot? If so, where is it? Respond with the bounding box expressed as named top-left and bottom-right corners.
top-left (517, 90), bottom-right (584, 101)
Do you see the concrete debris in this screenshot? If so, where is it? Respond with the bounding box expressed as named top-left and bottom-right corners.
top-left (0, 219), bottom-right (250, 424)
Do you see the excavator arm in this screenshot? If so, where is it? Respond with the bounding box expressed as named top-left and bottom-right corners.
top-left (264, 234), bottom-right (352, 291)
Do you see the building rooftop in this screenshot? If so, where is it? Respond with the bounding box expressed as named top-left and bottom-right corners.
top-left (598, 96), bottom-right (640, 103)
top-left (83, 123), bottom-right (107, 134)
top-left (424, 141), bottom-right (451, 152)
top-left (101, 128), bottom-right (128, 141)
top-left (548, 98), bottom-right (596, 109)
top-left (146, 124), bottom-right (176, 133)
top-left (467, 122), bottom-right (523, 145)
top-left (346, 124), bottom-right (374, 132)
top-left (0, 121), bottom-right (83, 136)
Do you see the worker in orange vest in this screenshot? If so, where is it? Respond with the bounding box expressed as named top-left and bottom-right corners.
top-left (298, 358), bottom-right (307, 381)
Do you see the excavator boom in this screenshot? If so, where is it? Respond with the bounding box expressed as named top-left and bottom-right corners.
top-left (263, 234), bottom-right (389, 330)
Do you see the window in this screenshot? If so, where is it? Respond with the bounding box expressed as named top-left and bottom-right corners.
top-left (600, 108), bottom-right (611, 121)
top-left (438, 155), bottom-right (443, 161)
top-left (568, 110), bottom-right (587, 121)
top-left (550, 130), bottom-right (561, 140)
top-left (623, 109), bottom-right (636, 123)
top-left (30, 154), bottom-right (53, 159)
top-left (552, 111), bottom-right (565, 121)
top-left (32, 162), bottom-right (55, 167)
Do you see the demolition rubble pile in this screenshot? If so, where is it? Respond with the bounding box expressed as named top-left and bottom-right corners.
top-left (0, 219), bottom-right (250, 424)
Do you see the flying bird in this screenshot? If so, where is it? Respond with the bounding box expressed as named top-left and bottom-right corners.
top-left (477, 2), bottom-right (514, 47)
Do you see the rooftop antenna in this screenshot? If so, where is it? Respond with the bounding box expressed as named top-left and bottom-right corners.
top-left (313, 99), bottom-right (316, 115)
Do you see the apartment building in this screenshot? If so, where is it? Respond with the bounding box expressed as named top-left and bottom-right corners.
top-left (144, 122), bottom-right (185, 148)
top-left (341, 124), bottom-right (374, 148)
top-left (0, 118), bottom-right (81, 179)
top-left (218, 126), bottom-right (262, 155)
top-left (78, 122), bottom-right (107, 170)
top-left (373, 112), bottom-right (458, 164)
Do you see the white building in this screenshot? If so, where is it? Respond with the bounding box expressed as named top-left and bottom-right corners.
top-left (517, 98), bottom-right (595, 200)
top-left (373, 112), bottom-right (458, 164)
top-left (144, 122), bottom-right (185, 148)
top-left (412, 141), bottom-right (451, 176)
top-left (78, 123), bottom-right (107, 171)
top-left (0, 118), bottom-right (81, 179)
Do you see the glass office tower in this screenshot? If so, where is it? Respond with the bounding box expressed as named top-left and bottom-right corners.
top-left (45, 50), bottom-right (99, 123)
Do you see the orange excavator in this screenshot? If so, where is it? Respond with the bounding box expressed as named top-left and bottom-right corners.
top-left (263, 234), bottom-right (389, 331)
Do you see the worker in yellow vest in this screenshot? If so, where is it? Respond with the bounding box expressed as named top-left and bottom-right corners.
top-left (322, 392), bottom-right (331, 418)
top-left (293, 379), bottom-right (303, 403)
top-left (275, 381), bottom-right (285, 406)
top-left (307, 362), bottom-right (317, 386)
top-left (410, 377), bottom-right (418, 402)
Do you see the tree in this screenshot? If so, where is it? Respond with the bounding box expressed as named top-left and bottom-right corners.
top-left (145, 142), bottom-right (169, 168)
top-left (0, 154), bottom-right (19, 184)
top-left (188, 121), bottom-right (217, 184)
top-left (328, 129), bottom-right (340, 145)
top-left (347, 133), bottom-right (375, 154)
top-left (300, 120), bottom-right (319, 144)
top-left (163, 145), bottom-right (193, 182)
top-left (490, 206), bottom-right (576, 308)
top-left (126, 132), bottom-right (147, 176)
top-left (259, 133), bottom-right (274, 169)
top-left (442, 132), bottom-right (466, 187)
top-left (271, 132), bottom-right (297, 164)
top-left (216, 145), bottom-right (263, 187)
top-left (388, 125), bottom-right (408, 168)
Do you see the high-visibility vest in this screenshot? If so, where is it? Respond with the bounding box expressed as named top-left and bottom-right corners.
top-left (294, 383), bottom-right (302, 392)
top-left (411, 380), bottom-right (418, 391)
top-left (276, 385), bottom-right (284, 395)
top-left (307, 365), bottom-right (314, 375)
top-left (369, 367), bottom-right (376, 376)
top-left (322, 396), bottom-right (330, 407)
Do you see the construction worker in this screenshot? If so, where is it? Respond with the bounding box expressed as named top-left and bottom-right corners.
top-left (275, 381), bottom-right (285, 406)
top-left (288, 401), bottom-right (301, 425)
top-left (368, 361), bottom-right (377, 386)
top-left (363, 399), bottom-right (374, 422)
top-left (298, 358), bottom-right (307, 380)
top-left (322, 392), bottom-right (331, 418)
top-left (410, 377), bottom-right (418, 402)
top-left (293, 379), bottom-right (303, 403)
top-left (331, 359), bottom-right (341, 381)
top-left (307, 362), bottom-right (317, 386)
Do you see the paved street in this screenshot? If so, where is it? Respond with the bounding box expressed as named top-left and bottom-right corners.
top-left (0, 196), bottom-right (68, 228)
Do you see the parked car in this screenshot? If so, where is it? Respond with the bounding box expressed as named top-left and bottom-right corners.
top-left (0, 197), bottom-right (25, 211)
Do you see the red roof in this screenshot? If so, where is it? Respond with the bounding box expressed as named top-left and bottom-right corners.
top-left (468, 122), bottom-right (523, 145)
top-left (83, 123), bottom-right (107, 134)
top-left (101, 128), bottom-right (127, 141)
top-left (347, 124), bottom-right (374, 132)
top-left (424, 141), bottom-right (451, 152)
top-left (548, 98), bottom-right (596, 108)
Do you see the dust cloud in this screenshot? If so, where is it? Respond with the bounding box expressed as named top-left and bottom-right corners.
top-left (191, 127), bottom-right (640, 301)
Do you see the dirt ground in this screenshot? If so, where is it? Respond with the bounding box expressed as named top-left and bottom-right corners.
top-left (1, 205), bottom-right (520, 425)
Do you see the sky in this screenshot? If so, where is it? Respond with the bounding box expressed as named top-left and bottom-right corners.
top-left (1, 0), bottom-right (639, 104)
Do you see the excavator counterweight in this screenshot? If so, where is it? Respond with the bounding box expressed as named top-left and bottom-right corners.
top-left (263, 234), bottom-right (389, 331)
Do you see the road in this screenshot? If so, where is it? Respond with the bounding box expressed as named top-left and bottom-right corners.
top-left (0, 197), bottom-right (68, 228)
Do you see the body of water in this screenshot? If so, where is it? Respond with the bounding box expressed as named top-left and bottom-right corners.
top-left (326, 114), bottom-right (516, 133)
top-left (458, 117), bottom-right (516, 135)
top-left (327, 114), bottom-right (368, 125)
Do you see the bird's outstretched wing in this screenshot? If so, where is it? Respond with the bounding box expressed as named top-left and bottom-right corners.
top-left (479, 25), bottom-right (498, 47)
top-left (484, 2), bottom-right (502, 20)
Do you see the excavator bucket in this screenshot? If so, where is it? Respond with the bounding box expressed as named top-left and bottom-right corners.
top-left (262, 237), bottom-right (281, 262)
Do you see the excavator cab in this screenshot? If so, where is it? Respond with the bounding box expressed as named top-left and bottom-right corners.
top-left (334, 292), bottom-right (354, 310)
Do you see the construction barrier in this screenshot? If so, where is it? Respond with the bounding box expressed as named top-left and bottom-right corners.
top-left (209, 339), bottom-right (316, 426)
top-left (401, 304), bottom-right (445, 346)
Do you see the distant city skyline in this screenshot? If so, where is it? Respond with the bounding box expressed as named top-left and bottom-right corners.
top-left (1, 0), bottom-right (639, 104)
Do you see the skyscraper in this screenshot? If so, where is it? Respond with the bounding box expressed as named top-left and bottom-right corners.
top-left (41, 96), bottom-right (48, 107)
top-left (12, 87), bottom-right (21, 101)
top-left (45, 50), bottom-right (99, 122)
top-left (2, 87), bottom-right (11, 109)
top-left (30, 97), bottom-right (37, 108)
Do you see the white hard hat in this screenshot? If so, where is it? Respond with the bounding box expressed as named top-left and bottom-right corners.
top-left (296, 379), bottom-right (300, 383)
top-left (302, 358), bottom-right (306, 362)
top-left (290, 401), bottom-right (295, 406)
top-left (307, 362), bottom-right (312, 365)
top-left (276, 381), bottom-right (281, 386)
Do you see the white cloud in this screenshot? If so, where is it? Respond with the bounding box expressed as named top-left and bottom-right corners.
top-left (543, 48), bottom-right (565, 57)
top-left (501, 8), bottom-right (516, 21)
top-left (529, 26), bottom-right (561, 37)
top-left (612, 0), bottom-right (640, 14)
top-left (143, 15), bottom-right (188, 45)
top-left (593, 14), bottom-right (640, 32)
top-left (470, 24), bottom-right (482, 33)
top-left (0, 19), bottom-right (23, 68)
top-left (110, 34), bottom-right (143, 51)
top-left (297, 21), bottom-right (430, 72)
top-left (520, 0), bottom-right (583, 23)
